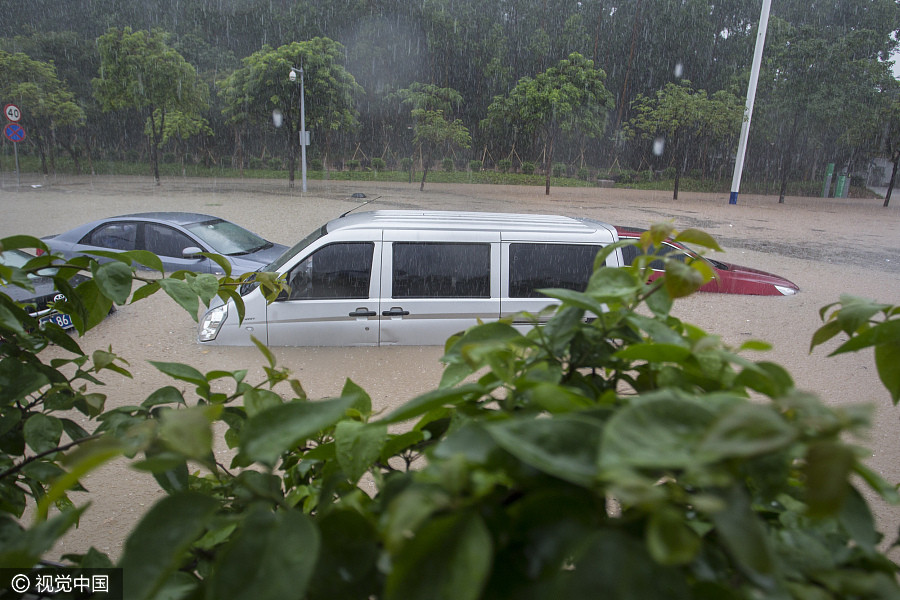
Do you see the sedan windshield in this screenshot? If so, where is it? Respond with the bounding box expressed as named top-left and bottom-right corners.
top-left (185, 219), bottom-right (271, 255)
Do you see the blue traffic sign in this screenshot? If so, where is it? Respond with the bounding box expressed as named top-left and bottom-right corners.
top-left (4, 122), bottom-right (26, 142)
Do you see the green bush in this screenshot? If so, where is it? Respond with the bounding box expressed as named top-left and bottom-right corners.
top-left (521, 161), bottom-right (535, 175)
top-left (2, 227), bottom-right (899, 600)
top-left (346, 159), bottom-right (360, 171)
top-left (498, 158), bottom-right (512, 173)
top-left (372, 157), bottom-right (386, 172)
top-left (469, 159), bottom-right (483, 172)
top-left (248, 157), bottom-right (265, 170)
top-left (552, 162), bottom-right (567, 177)
top-left (310, 157), bottom-right (324, 171)
top-left (400, 157), bottom-right (413, 172)
top-left (576, 166), bottom-right (590, 181)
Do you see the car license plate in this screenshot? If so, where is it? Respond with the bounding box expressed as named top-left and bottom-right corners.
top-left (40, 312), bottom-right (74, 330)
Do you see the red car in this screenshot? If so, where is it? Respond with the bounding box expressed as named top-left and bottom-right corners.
top-left (615, 226), bottom-right (799, 296)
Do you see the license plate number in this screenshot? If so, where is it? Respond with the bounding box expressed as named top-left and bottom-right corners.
top-left (40, 312), bottom-right (74, 330)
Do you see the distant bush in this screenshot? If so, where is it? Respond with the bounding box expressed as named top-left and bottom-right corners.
top-left (552, 162), bottom-right (567, 177)
top-left (310, 158), bottom-right (324, 171)
top-left (469, 160), bottom-right (483, 172)
top-left (371, 157), bottom-right (386, 172)
top-left (498, 158), bottom-right (512, 173)
top-left (442, 157), bottom-right (454, 172)
top-left (346, 159), bottom-right (360, 171)
top-left (521, 161), bottom-right (536, 175)
top-left (663, 166), bottom-right (677, 180)
top-left (577, 167), bottom-right (590, 181)
top-left (400, 157), bottom-right (413, 172)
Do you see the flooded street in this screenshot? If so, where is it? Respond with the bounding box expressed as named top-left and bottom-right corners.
top-left (3, 175), bottom-right (899, 559)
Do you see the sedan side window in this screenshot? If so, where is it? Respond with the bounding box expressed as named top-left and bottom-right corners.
top-left (286, 242), bottom-right (374, 300)
top-left (144, 224), bottom-right (197, 258)
top-left (80, 222), bottom-right (137, 251)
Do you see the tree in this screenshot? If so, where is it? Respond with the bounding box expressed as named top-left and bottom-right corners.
top-left (483, 53), bottom-right (613, 195)
top-left (3, 226), bottom-right (900, 599)
top-left (146, 109), bottom-right (213, 176)
top-left (218, 38), bottom-right (363, 186)
top-left (92, 27), bottom-right (209, 185)
top-left (392, 84), bottom-right (471, 190)
top-left (626, 80), bottom-right (743, 200)
top-left (879, 91), bottom-right (900, 208)
top-left (0, 50), bottom-right (85, 175)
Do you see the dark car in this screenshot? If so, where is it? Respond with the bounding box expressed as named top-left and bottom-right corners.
top-left (615, 226), bottom-right (799, 296)
top-left (0, 249), bottom-right (85, 330)
top-left (42, 212), bottom-right (288, 276)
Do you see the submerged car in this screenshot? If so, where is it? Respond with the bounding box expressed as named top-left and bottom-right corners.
top-left (615, 226), bottom-right (799, 296)
top-left (43, 212), bottom-right (288, 276)
top-left (0, 249), bottom-right (85, 329)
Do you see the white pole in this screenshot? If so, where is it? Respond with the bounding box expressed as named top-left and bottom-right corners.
top-left (729, 0), bottom-right (772, 205)
top-left (299, 63), bottom-right (308, 193)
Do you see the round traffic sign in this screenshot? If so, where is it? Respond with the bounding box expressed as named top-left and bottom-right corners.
top-left (4, 104), bottom-right (21, 122)
top-left (4, 122), bottom-right (26, 142)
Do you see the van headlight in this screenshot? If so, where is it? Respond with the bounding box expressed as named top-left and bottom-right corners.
top-left (199, 304), bottom-right (228, 341)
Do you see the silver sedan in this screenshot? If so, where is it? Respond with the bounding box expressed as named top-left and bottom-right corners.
top-left (42, 212), bottom-right (288, 276)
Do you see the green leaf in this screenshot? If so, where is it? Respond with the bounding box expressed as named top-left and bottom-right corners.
top-left (341, 378), bottom-right (372, 415)
top-left (243, 388), bottom-right (283, 418)
top-left (120, 249), bottom-right (164, 272)
top-left (335, 421), bottom-right (388, 482)
top-left (664, 259), bottom-right (704, 298)
top-left (241, 396), bottom-right (355, 465)
top-left (119, 492), bottom-right (219, 600)
top-left (805, 441), bottom-right (854, 518)
top-left (379, 383), bottom-right (485, 425)
top-left (710, 486), bottom-right (776, 585)
top-left (615, 343), bottom-right (692, 363)
top-left (187, 272), bottom-right (220, 305)
top-left (586, 266), bottom-right (641, 301)
top-left (159, 405), bottom-right (219, 461)
top-left (698, 404), bottom-right (795, 460)
top-left (157, 278), bottom-right (200, 321)
top-left (674, 228), bottom-right (723, 252)
top-left (308, 510), bottom-right (380, 600)
top-left (142, 386), bottom-right (186, 408)
top-left (874, 342), bottom-right (900, 404)
top-left (23, 413), bottom-right (63, 454)
top-left (385, 511), bottom-right (492, 600)
top-left (149, 361), bottom-right (206, 386)
top-left (201, 252), bottom-right (233, 277)
top-left (486, 415), bottom-right (603, 487)
top-left (600, 394), bottom-right (717, 470)
top-left (92, 260), bottom-right (133, 304)
top-left (210, 508), bottom-right (320, 600)
top-left (0, 234), bottom-right (48, 254)
top-left (647, 507), bottom-right (702, 565)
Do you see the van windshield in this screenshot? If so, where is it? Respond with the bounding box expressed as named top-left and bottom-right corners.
top-left (263, 225), bottom-right (328, 272)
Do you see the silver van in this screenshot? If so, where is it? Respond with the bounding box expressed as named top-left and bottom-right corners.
top-left (198, 211), bottom-right (621, 346)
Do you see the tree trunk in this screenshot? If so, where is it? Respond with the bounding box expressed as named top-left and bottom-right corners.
top-left (885, 150), bottom-right (899, 208)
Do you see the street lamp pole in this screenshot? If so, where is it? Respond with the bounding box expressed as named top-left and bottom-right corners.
top-left (289, 65), bottom-right (308, 193)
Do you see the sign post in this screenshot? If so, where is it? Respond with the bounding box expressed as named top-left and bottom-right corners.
top-left (3, 104), bottom-right (24, 187)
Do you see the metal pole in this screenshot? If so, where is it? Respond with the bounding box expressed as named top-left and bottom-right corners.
top-left (729, 0), bottom-right (771, 205)
top-left (299, 64), bottom-right (308, 193)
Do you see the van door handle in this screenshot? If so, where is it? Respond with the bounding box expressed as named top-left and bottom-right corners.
top-left (382, 307), bottom-right (410, 317)
top-left (349, 308), bottom-right (377, 317)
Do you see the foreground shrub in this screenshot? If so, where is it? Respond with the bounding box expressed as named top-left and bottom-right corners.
top-left (0, 224), bottom-right (898, 600)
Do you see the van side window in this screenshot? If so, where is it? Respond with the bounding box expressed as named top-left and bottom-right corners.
top-left (286, 242), bottom-right (373, 300)
top-left (509, 243), bottom-right (600, 298)
top-left (392, 243), bottom-right (490, 298)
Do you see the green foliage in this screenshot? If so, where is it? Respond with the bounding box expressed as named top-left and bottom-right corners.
top-left (468, 160), bottom-right (483, 172)
top-left (442, 157), bottom-right (454, 172)
top-left (521, 161), bottom-right (535, 175)
top-left (2, 226), bottom-right (900, 599)
top-left (552, 162), bottom-right (566, 177)
top-left (483, 52), bottom-right (613, 194)
top-left (576, 167), bottom-right (590, 181)
top-left (371, 157), bottom-right (386, 172)
top-left (497, 159), bottom-right (512, 173)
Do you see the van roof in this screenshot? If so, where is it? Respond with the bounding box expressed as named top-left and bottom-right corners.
top-left (328, 210), bottom-right (616, 236)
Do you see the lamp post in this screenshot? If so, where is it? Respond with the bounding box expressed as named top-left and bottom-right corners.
top-left (289, 65), bottom-right (308, 193)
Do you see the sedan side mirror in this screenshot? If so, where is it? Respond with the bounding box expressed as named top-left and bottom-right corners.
top-left (182, 246), bottom-right (204, 259)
